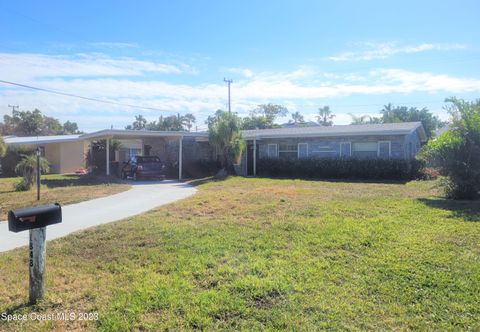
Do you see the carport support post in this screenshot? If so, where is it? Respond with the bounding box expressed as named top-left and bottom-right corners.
top-left (29, 227), bottom-right (46, 304)
top-left (253, 136), bottom-right (257, 176)
top-left (178, 137), bottom-right (183, 180)
top-left (106, 138), bottom-right (110, 176)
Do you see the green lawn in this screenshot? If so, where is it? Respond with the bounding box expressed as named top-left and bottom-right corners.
top-left (0, 177), bottom-right (479, 331)
top-left (0, 174), bottom-right (130, 221)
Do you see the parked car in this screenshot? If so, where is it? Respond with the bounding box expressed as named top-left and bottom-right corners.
top-left (121, 156), bottom-right (166, 180)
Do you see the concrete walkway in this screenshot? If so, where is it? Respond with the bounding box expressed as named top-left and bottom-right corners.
top-left (0, 180), bottom-right (196, 252)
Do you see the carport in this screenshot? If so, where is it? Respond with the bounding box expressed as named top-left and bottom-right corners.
top-left (81, 129), bottom-right (209, 180)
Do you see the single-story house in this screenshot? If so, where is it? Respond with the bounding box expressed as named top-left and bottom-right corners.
top-left (2, 122), bottom-right (426, 178)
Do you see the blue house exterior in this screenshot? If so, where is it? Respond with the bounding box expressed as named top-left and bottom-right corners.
top-left (4, 122), bottom-right (427, 179)
top-left (237, 122), bottom-right (427, 176)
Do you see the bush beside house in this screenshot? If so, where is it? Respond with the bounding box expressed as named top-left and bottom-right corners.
top-left (257, 158), bottom-right (423, 180)
top-left (420, 98), bottom-right (480, 199)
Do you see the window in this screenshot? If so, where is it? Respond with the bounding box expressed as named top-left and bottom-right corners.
top-left (267, 144), bottom-right (278, 158)
top-left (125, 148), bottom-right (142, 161)
top-left (279, 144), bottom-right (298, 159)
top-left (340, 142), bottom-right (351, 158)
top-left (378, 141), bottom-right (391, 159)
top-left (298, 143), bottom-right (308, 158)
top-left (352, 142), bottom-right (377, 158)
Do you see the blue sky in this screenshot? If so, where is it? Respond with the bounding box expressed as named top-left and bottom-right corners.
top-left (1, 0), bottom-right (479, 131)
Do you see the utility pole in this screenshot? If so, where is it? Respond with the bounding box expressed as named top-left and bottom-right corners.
top-left (224, 78), bottom-right (232, 113)
top-left (8, 104), bottom-right (19, 113)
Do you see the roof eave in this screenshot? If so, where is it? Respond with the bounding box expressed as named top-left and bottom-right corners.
top-left (80, 129), bottom-right (208, 140)
top-left (243, 130), bottom-right (413, 140)
top-left (4, 136), bottom-right (81, 145)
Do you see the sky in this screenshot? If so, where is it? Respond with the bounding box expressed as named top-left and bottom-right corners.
top-left (0, 0), bottom-right (479, 132)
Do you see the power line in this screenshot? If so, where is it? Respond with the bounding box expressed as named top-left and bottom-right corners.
top-left (0, 79), bottom-right (175, 112)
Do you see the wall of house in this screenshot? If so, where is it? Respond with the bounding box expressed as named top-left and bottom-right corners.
top-left (404, 130), bottom-right (422, 159)
top-left (257, 135), bottom-right (409, 160)
top-left (59, 141), bottom-right (88, 173)
top-left (44, 143), bottom-right (61, 173)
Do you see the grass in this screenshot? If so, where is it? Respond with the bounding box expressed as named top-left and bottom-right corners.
top-left (0, 177), bottom-right (479, 331)
top-left (0, 174), bottom-right (130, 221)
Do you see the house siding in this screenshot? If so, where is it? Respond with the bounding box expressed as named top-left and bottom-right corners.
top-left (404, 130), bottom-right (422, 159)
top-left (257, 135), bottom-right (408, 160)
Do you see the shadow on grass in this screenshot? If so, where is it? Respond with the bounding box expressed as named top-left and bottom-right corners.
top-left (2, 301), bottom-right (31, 315)
top-left (418, 198), bottom-right (480, 222)
top-left (185, 176), bottom-right (223, 187)
top-left (41, 175), bottom-right (125, 188)
top-left (257, 175), bottom-right (410, 185)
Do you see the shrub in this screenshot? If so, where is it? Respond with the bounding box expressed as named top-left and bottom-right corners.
top-left (0, 146), bottom-right (34, 177)
top-left (14, 178), bottom-right (32, 191)
top-left (417, 167), bottom-right (440, 180)
top-left (420, 98), bottom-right (480, 199)
top-left (183, 160), bottom-right (221, 179)
top-left (257, 158), bottom-right (420, 180)
top-left (15, 155), bottom-right (50, 191)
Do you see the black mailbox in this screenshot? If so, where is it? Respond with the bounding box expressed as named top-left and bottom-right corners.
top-left (8, 203), bottom-right (62, 233)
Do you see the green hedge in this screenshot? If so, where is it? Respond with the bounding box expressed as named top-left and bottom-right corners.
top-left (257, 158), bottom-right (423, 180)
top-left (183, 160), bottom-right (221, 179)
top-left (0, 147), bottom-right (35, 177)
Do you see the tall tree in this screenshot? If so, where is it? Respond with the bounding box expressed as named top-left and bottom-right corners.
top-left (63, 120), bottom-right (81, 134)
top-left (126, 115), bottom-right (147, 130)
top-left (0, 108), bottom-right (81, 136)
top-left (349, 114), bottom-right (370, 125)
top-left (380, 104), bottom-right (442, 138)
top-left (208, 110), bottom-right (245, 169)
top-left (182, 113), bottom-right (196, 131)
top-left (349, 113), bottom-right (382, 125)
top-left (317, 106), bottom-right (335, 126)
top-left (242, 104), bottom-right (288, 129)
top-left (252, 104), bottom-right (288, 125)
top-left (290, 111), bottom-right (305, 124)
top-left (241, 115), bottom-right (271, 130)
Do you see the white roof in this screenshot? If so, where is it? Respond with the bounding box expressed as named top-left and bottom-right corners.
top-left (3, 135), bottom-right (81, 145)
top-left (3, 122), bottom-right (427, 146)
top-left (242, 122), bottom-right (427, 141)
top-left (80, 129), bottom-right (208, 140)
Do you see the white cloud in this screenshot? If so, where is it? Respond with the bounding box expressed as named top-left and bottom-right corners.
top-left (328, 42), bottom-right (466, 61)
top-left (91, 42), bottom-right (139, 49)
top-left (1, 51), bottom-right (479, 130)
top-left (0, 52), bottom-right (187, 82)
top-left (227, 67), bottom-right (254, 78)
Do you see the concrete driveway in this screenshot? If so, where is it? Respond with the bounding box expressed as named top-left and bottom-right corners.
top-left (0, 180), bottom-right (196, 252)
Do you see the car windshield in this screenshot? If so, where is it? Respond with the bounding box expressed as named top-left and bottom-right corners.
top-left (136, 156), bottom-right (160, 163)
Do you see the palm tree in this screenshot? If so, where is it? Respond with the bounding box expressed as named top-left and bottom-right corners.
top-left (349, 113), bottom-right (371, 125)
top-left (15, 155), bottom-right (50, 190)
top-left (291, 111), bottom-right (305, 124)
top-left (208, 110), bottom-right (245, 168)
top-left (317, 106), bottom-right (335, 126)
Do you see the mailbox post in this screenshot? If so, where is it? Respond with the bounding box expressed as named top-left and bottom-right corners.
top-left (8, 203), bottom-right (62, 304)
top-left (29, 227), bottom-right (46, 302)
